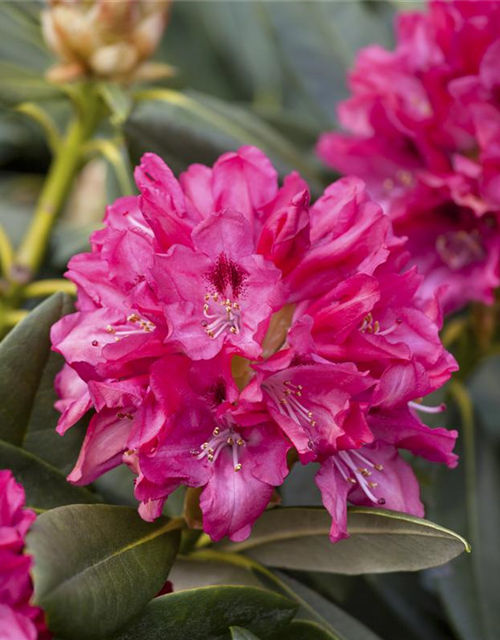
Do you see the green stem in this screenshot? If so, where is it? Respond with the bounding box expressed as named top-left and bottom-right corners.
top-left (11, 85), bottom-right (101, 286)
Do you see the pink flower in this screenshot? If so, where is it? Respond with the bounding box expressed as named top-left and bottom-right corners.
top-left (317, 0), bottom-right (500, 313)
top-left (135, 354), bottom-right (290, 541)
top-left (0, 471), bottom-right (49, 640)
top-left (51, 146), bottom-right (458, 543)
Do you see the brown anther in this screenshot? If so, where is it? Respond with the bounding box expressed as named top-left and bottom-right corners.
top-left (310, 420), bottom-right (317, 427)
top-left (106, 325), bottom-right (116, 333)
top-left (295, 391), bottom-right (302, 397)
top-left (297, 385), bottom-right (303, 390)
top-left (204, 304), bottom-right (209, 311)
top-left (237, 439), bottom-right (244, 446)
top-left (234, 463), bottom-right (242, 472)
top-left (359, 468), bottom-right (371, 477)
top-left (373, 320), bottom-right (380, 333)
top-left (347, 477), bottom-right (357, 484)
top-left (117, 412), bottom-right (125, 419)
top-left (227, 437), bottom-right (234, 445)
top-left (307, 411), bottom-right (313, 418)
top-left (280, 399), bottom-right (287, 405)
top-left (205, 294), bottom-right (210, 301)
top-left (375, 464), bottom-right (384, 471)
top-left (213, 427), bottom-right (220, 436)
top-left (207, 331), bottom-right (215, 338)
top-left (233, 302), bottom-right (240, 310)
top-left (127, 313), bottom-right (140, 323)
top-left (368, 482), bottom-right (378, 488)
top-left (201, 443), bottom-right (208, 450)
top-left (230, 327), bottom-right (237, 334)
top-left (208, 448), bottom-right (215, 455)
top-left (208, 455), bottom-right (214, 462)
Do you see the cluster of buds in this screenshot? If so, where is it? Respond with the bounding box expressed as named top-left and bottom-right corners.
top-left (41, 0), bottom-right (173, 83)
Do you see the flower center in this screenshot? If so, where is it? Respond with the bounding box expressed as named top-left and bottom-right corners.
top-left (265, 380), bottom-right (316, 431)
top-left (201, 294), bottom-right (242, 339)
top-left (334, 450), bottom-right (386, 505)
top-left (436, 230), bottom-right (484, 271)
top-left (359, 312), bottom-right (402, 336)
top-left (191, 426), bottom-right (246, 472)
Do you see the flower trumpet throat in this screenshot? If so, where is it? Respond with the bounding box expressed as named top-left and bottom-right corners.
top-left (51, 145), bottom-right (458, 544)
top-left (42, 0), bottom-right (174, 83)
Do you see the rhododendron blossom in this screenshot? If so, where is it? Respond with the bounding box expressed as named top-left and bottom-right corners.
top-left (318, 0), bottom-right (500, 313)
top-left (51, 145), bottom-right (458, 543)
top-left (0, 470), bottom-right (49, 640)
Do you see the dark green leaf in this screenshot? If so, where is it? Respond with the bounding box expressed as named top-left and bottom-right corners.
top-left (98, 82), bottom-right (133, 126)
top-left (0, 62), bottom-right (60, 106)
top-left (126, 89), bottom-right (319, 185)
top-left (110, 585), bottom-right (297, 640)
top-left (0, 293), bottom-right (84, 471)
top-left (216, 507), bottom-right (469, 574)
top-left (0, 2), bottom-right (52, 73)
top-left (0, 439), bottom-right (99, 511)
top-left (27, 504), bottom-right (182, 640)
top-left (431, 382), bottom-right (500, 640)
top-left (230, 627), bottom-right (262, 640)
top-left (168, 557), bottom-right (263, 591)
top-left (468, 355), bottom-right (500, 441)
top-left (259, 0), bottom-right (396, 125)
top-left (275, 620), bottom-right (336, 640)
top-left (268, 572), bottom-right (382, 640)
top-left (193, 3), bottom-right (282, 108)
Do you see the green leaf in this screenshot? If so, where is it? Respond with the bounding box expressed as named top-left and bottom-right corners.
top-left (0, 62), bottom-right (60, 106)
top-left (126, 89), bottom-right (319, 186)
top-left (0, 293), bottom-right (85, 472)
top-left (230, 627), bottom-right (262, 640)
top-left (430, 382), bottom-right (500, 640)
top-left (110, 585), bottom-right (297, 640)
top-left (98, 82), bottom-right (133, 126)
top-left (192, 3), bottom-right (283, 108)
top-left (268, 572), bottom-right (382, 640)
top-left (216, 507), bottom-right (469, 574)
top-left (0, 2), bottom-right (53, 73)
top-left (366, 573), bottom-right (454, 640)
top-left (258, 0), bottom-right (396, 126)
top-left (27, 504), bottom-right (182, 640)
top-left (168, 556), bottom-right (263, 591)
top-left (468, 355), bottom-right (500, 441)
top-left (0, 439), bottom-right (99, 511)
top-left (275, 620), bottom-right (337, 640)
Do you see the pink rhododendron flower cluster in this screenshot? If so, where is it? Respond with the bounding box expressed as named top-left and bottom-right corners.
top-left (0, 470), bottom-right (49, 640)
top-left (318, 0), bottom-right (500, 314)
top-left (51, 146), bottom-right (458, 543)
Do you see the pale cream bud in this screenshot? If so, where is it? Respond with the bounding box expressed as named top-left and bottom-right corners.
top-left (42, 0), bottom-right (173, 83)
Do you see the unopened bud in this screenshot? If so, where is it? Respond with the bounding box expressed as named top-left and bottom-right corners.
top-left (42, 0), bottom-right (174, 83)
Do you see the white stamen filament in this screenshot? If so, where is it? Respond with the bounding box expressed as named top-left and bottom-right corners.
top-left (335, 450), bottom-right (386, 505)
top-left (360, 312), bottom-right (402, 336)
top-left (409, 400), bottom-right (446, 414)
top-left (265, 380), bottom-right (316, 430)
top-left (194, 427), bottom-right (245, 472)
top-left (202, 295), bottom-right (242, 339)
